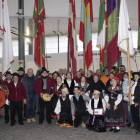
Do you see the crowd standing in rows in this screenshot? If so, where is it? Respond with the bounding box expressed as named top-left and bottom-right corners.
top-left (0, 65), bottom-right (140, 134)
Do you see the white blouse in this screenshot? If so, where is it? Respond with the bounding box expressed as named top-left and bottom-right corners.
top-left (54, 95), bottom-right (73, 115)
top-left (88, 98), bottom-right (106, 115)
top-left (66, 80), bottom-right (78, 87)
top-left (131, 82), bottom-right (137, 104)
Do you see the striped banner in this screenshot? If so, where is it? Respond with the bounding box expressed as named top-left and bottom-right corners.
top-left (68, 0), bottom-right (77, 77)
top-left (107, 0), bottom-right (121, 70)
top-left (79, 0), bottom-right (93, 71)
top-left (33, 0), bottom-right (45, 67)
top-left (97, 0), bottom-right (107, 77)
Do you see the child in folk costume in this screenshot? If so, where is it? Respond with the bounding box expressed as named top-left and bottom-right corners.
top-left (105, 77), bottom-right (128, 132)
top-left (55, 88), bottom-right (73, 127)
top-left (87, 90), bottom-right (106, 132)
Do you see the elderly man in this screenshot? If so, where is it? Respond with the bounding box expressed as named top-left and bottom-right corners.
top-left (86, 70), bottom-right (93, 84)
top-left (34, 67), bottom-right (55, 124)
top-left (21, 68), bottom-right (37, 123)
top-left (74, 71), bottom-right (81, 84)
top-left (87, 90), bottom-right (106, 132)
top-left (71, 86), bottom-right (90, 128)
top-left (55, 88), bottom-right (73, 127)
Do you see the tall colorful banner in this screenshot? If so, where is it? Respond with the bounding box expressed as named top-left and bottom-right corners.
top-left (67, 0), bottom-right (77, 77)
top-left (79, 0), bottom-right (93, 71)
top-left (107, 0), bottom-right (121, 70)
top-left (33, 0), bottom-right (45, 67)
top-left (97, 0), bottom-right (107, 77)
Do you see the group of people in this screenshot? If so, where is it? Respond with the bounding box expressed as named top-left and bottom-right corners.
top-left (0, 65), bottom-right (140, 134)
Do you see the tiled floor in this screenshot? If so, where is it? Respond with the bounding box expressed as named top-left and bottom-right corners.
top-left (0, 115), bottom-right (139, 140)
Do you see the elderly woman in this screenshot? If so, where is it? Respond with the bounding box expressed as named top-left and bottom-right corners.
top-left (78, 76), bottom-right (89, 96)
top-left (104, 77), bottom-right (128, 132)
top-left (55, 88), bottom-right (73, 127)
top-left (87, 90), bottom-right (106, 132)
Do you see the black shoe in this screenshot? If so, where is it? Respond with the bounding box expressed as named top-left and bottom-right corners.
top-left (39, 121), bottom-right (43, 125)
top-left (127, 122), bottom-right (131, 127)
top-left (113, 129), bottom-right (120, 133)
top-left (10, 123), bottom-right (15, 126)
top-left (23, 118), bottom-right (26, 121)
top-left (5, 120), bottom-right (9, 124)
top-left (19, 122), bottom-right (24, 125)
top-left (109, 128), bottom-right (115, 132)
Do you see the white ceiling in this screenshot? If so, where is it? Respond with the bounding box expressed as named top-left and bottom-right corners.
top-left (0, 0), bottom-right (138, 40)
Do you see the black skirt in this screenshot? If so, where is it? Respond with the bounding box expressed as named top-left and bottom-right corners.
top-left (105, 98), bottom-right (128, 127)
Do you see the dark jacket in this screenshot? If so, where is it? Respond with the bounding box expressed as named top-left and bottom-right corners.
top-left (21, 74), bottom-right (37, 95)
top-left (34, 76), bottom-right (55, 98)
top-left (134, 81), bottom-right (140, 108)
top-left (8, 81), bottom-right (27, 102)
top-left (86, 75), bottom-right (93, 84)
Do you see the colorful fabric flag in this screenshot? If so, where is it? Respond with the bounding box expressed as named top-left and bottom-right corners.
top-left (107, 0), bottom-right (121, 71)
top-left (33, 0), bottom-right (45, 67)
top-left (97, 0), bottom-right (107, 77)
top-left (68, 0), bottom-right (77, 77)
top-left (0, 0), bottom-right (14, 76)
top-left (79, 0), bottom-right (93, 71)
top-left (138, 0), bottom-right (140, 50)
top-left (118, 0), bottom-right (134, 56)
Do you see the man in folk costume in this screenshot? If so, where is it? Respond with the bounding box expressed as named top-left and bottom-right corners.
top-left (104, 77), bottom-right (128, 132)
top-left (34, 67), bottom-right (55, 124)
top-left (87, 90), bottom-right (106, 132)
top-left (51, 76), bottom-right (66, 118)
top-left (131, 72), bottom-right (140, 131)
top-left (55, 88), bottom-right (73, 127)
top-left (71, 86), bottom-right (90, 128)
top-left (8, 73), bottom-right (27, 126)
top-left (2, 71), bottom-right (13, 124)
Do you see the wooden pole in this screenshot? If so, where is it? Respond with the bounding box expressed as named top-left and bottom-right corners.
top-left (83, 42), bottom-right (85, 75)
top-left (40, 38), bottom-right (42, 68)
top-left (126, 38), bottom-right (132, 105)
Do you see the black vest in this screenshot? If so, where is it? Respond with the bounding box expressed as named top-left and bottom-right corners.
top-left (73, 95), bottom-right (86, 113)
top-left (60, 95), bottom-right (71, 114)
top-left (91, 98), bottom-right (103, 109)
top-left (64, 79), bottom-right (75, 95)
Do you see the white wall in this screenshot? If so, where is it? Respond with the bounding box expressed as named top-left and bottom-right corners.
top-left (0, 51), bottom-right (140, 74)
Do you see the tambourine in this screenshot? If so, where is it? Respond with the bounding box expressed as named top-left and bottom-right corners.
top-left (42, 93), bottom-right (51, 101)
top-left (1, 85), bottom-right (9, 99)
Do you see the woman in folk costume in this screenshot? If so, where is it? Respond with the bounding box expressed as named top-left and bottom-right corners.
top-left (87, 90), bottom-right (106, 132)
top-left (64, 72), bottom-right (78, 95)
top-left (120, 72), bottom-right (134, 127)
top-left (104, 77), bottom-right (128, 132)
top-left (51, 76), bottom-right (66, 118)
top-left (78, 76), bottom-right (90, 97)
top-left (55, 88), bottom-right (73, 127)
